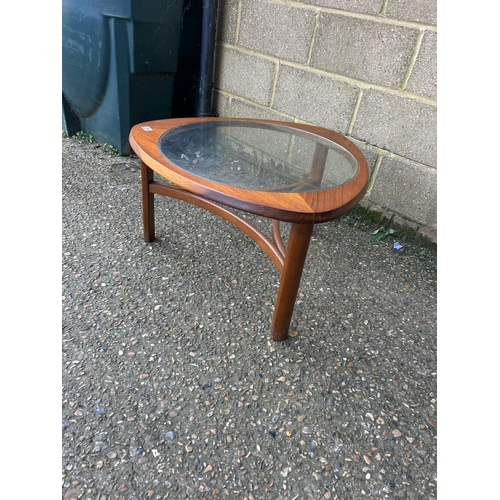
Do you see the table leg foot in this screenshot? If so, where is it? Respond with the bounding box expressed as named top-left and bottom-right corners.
top-left (270, 222), bottom-right (314, 341)
top-left (141, 161), bottom-right (155, 242)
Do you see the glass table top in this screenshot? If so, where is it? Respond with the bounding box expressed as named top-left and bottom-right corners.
top-left (158, 120), bottom-right (359, 193)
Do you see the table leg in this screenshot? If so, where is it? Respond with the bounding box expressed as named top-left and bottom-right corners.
top-left (141, 161), bottom-right (155, 242)
top-left (270, 221), bottom-right (314, 341)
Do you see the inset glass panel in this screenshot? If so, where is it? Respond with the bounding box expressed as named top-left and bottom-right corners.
top-left (158, 121), bottom-right (358, 192)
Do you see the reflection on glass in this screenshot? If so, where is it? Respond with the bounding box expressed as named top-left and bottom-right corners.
top-left (158, 120), bottom-right (358, 192)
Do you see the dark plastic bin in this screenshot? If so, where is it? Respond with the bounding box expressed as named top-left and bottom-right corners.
top-left (62, 0), bottom-right (184, 154)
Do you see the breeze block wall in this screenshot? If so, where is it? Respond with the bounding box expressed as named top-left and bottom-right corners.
top-left (213, 0), bottom-right (437, 238)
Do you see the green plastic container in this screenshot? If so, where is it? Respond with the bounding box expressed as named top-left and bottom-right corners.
top-left (62, 0), bottom-right (184, 154)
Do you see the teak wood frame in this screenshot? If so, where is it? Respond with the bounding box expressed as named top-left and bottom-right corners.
top-left (131, 117), bottom-right (369, 341)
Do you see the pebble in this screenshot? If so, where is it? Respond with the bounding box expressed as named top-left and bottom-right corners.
top-left (95, 407), bottom-right (105, 415)
top-left (166, 431), bottom-right (175, 439)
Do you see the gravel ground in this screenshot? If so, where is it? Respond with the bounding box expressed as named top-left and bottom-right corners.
top-left (62, 137), bottom-right (437, 500)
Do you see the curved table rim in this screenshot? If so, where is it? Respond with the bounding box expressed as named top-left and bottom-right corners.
top-left (129, 117), bottom-right (369, 224)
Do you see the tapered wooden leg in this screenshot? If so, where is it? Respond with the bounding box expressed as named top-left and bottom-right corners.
top-left (141, 161), bottom-right (155, 242)
top-left (270, 222), bottom-right (314, 341)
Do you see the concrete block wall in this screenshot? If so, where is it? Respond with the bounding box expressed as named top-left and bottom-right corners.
top-left (213, 0), bottom-right (437, 237)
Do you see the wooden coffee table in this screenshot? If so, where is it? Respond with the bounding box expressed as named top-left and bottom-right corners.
top-left (129, 117), bottom-right (369, 341)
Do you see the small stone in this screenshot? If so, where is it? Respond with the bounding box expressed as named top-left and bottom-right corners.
top-left (220, 408), bottom-right (231, 415)
top-left (107, 451), bottom-right (117, 459)
top-left (302, 427), bottom-right (311, 434)
top-left (166, 431), bottom-right (175, 439)
top-left (96, 460), bottom-right (104, 469)
top-left (363, 455), bottom-right (371, 465)
top-left (392, 429), bottom-right (403, 438)
top-left (95, 407), bottom-right (105, 415)
top-left (297, 415), bottom-right (306, 422)
top-left (204, 464), bottom-right (213, 473)
top-left (138, 457), bottom-right (149, 464)
top-left (310, 440), bottom-right (318, 450)
top-left (139, 373), bottom-right (149, 379)
top-left (280, 467), bottom-right (292, 478)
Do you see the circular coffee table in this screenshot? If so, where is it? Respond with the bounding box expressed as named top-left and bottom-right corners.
top-left (129, 117), bottom-right (369, 341)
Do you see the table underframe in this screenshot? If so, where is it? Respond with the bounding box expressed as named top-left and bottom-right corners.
top-left (141, 161), bottom-right (317, 341)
